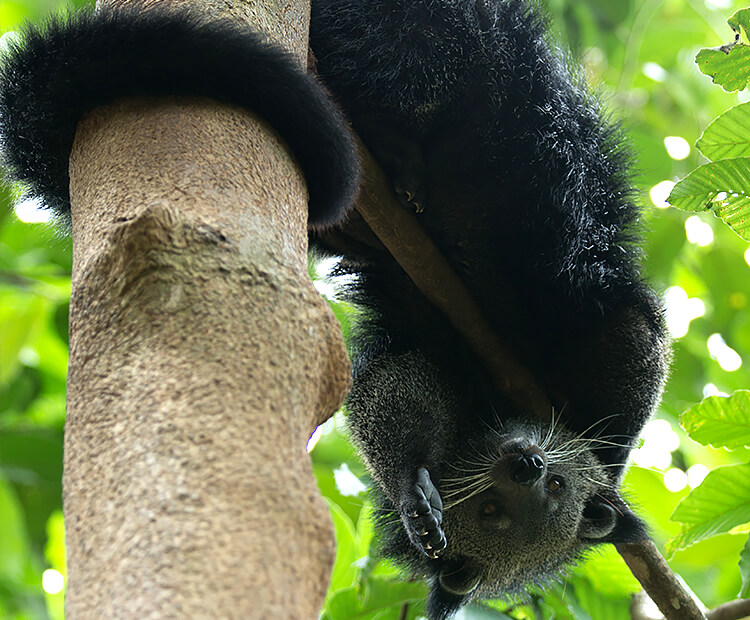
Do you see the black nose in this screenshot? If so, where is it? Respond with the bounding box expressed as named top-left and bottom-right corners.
top-left (510, 453), bottom-right (545, 485)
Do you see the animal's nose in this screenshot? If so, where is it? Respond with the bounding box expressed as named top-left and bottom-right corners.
top-left (510, 452), bottom-right (545, 485)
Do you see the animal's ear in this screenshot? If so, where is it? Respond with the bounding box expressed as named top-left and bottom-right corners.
top-left (424, 560), bottom-right (481, 620)
top-left (579, 493), bottom-right (647, 543)
top-left (438, 560), bottom-right (482, 595)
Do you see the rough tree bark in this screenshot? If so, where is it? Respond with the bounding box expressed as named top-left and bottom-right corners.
top-left (63, 0), bottom-right (349, 617)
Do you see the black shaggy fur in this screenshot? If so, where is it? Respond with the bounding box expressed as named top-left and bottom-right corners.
top-left (0, 4), bottom-right (359, 228)
top-left (0, 1), bottom-right (669, 617)
top-left (311, 1), bottom-right (670, 618)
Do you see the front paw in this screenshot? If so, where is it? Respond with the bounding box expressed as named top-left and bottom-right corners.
top-left (394, 182), bottom-right (427, 213)
top-left (400, 467), bottom-right (447, 559)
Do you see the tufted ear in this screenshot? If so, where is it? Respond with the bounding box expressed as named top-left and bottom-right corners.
top-left (579, 492), bottom-right (647, 543)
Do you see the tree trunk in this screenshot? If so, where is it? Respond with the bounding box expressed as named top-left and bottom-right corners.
top-left (63, 1), bottom-right (349, 617)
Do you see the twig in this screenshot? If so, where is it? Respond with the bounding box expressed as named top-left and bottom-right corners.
top-left (632, 590), bottom-right (750, 620)
top-left (617, 540), bottom-right (705, 619)
top-left (706, 598), bottom-right (750, 620)
top-left (345, 142), bottom-right (706, 620)
top-left (398, 601), bottom-right (410, 620)
top-left (352, 146), bottom-right (552, 418)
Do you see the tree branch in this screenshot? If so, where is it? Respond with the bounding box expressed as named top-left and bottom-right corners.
top-left (352, 146), bottom-right (552, 418)
top-left (617, 540), bottom-right (705, 619)
top-left (60, 1), bottom-right (347, 615)
top-left (348, 142), bottom-right (706, 620)
top-left (631, 590), bottom-right (750, 620)
top-left (706, 598), bottom-right (750, 620)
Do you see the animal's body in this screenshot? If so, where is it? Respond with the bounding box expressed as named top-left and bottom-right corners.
top-left (0, 2), bottom-right (669, 617)
top-left (310, 1), bottom-right (670, 616)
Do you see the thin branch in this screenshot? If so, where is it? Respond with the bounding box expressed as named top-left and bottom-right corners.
top-left (706, 598), bottom-right (750, 620)
top-left (617, 540), bottom-right (705, 619)
top-left (398, 602), bottom-right (410, 620)
top-left (347, 143), bottom-right (706, 620)
top-left (632, 590), bottom-right (750, 620)
top-left (353, 145), bottom-right (552, 418)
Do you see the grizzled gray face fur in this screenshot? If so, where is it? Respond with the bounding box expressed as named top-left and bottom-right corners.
top-left (436, 418), bottom-right (622, 599)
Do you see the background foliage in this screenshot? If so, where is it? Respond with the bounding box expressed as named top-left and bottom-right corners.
top-left (1, 0), bottom-right (750, 618)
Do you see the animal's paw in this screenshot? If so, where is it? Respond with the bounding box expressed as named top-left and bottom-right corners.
top-left (357, 120), bottom-right (427, 213)
top-left (387, 142), bottom-right (427, 214)
top-left (394, 179), bottom-right (427, 214)
top-left (401, 467), bottom-right (447, 560)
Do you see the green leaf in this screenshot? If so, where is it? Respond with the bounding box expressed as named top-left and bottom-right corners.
top-left (695, 8), bottom-right (750, 91)
top-left (680, 390), bottom-right (750, 449)
top-left (325, 499), bottom-right (360, 597)
top-left (356, 503), bottom-right (375, 559)
top-left (667, 463), bottom-right (750, 554)
top-left (696, 44), bottom-right (750, 92)
top-left (326, 577), bottom-right (425, 620)
top-left (740, 533), bottom-right (750, 597)
top-left (575, 544), bottom-right (640, 597)
top-left (327, 587), bottom-right (361, 619)
top-left (728, 8), bottom-right (750, 41)
top-left (668, 159), bottom-right (750, 239)
top-left (697, 103), bottom-right (750, 160)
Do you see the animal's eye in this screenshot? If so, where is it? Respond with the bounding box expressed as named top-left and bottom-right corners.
top-left (546, 476), bottom-right (564, 493)
top-left (479, 500), bottom-right (499, 517)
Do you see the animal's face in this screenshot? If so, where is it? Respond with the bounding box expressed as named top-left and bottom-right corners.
top-left (430, 419), bottom-right (642, 610)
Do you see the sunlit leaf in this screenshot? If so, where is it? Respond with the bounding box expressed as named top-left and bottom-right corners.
top-left (326, 586), bottom-right (360, 620)
top-left (0, 1), bottom-right (30, 31)
top-left (668, 159), bottom-right (750, 239)
top-left (326, 577), bottom-right (425, 620)
top-left (680, 390), bottom-right (750, 449)
top-left (667, 464), bottom-right (750, 554)
top-left (697, 102), bottom-right (750, 160)
top-left (695, 8), bottom-right (750, 91)
top-left (728, 8), bottom-right (750, 42)
top-left (741, 533), bottom-right (750, 597)
top-left (356, 502), bottom-right (375, 559)
top-left (575, 545), bottom-right (640, 597)
top-left (325, 499), bottom-right (360, 599)
top-left (696, 44), bottom-right (750, 92)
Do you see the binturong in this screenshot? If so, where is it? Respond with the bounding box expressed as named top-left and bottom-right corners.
top-left (346, 350), bottom-right (651, 619)
top-left (310, 0), bottom-right (671, 617)
top-left (426, 418), bottom-right (643, 616)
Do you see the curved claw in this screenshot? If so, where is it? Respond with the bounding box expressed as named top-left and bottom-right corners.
top-left (400, 467), bottom-right (447, 560)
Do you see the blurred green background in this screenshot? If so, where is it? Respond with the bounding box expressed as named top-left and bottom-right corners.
top-left (2, 0), bottom-right (750, 617)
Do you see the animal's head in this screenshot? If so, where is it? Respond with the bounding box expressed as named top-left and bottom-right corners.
top-left (426, 417), bottom-right (645, 619)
